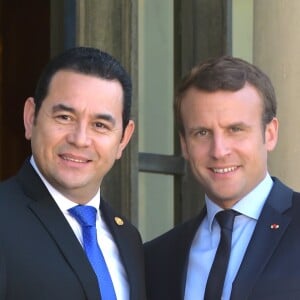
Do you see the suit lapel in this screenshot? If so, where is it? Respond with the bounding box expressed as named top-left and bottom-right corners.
top-left (17, 160), bottom-right (101, 300)
top-left (231, 178), bottom-right (293, 299)
top-left (179, 209), bottom-right (207, 299)
top-left (100, 200), bottom-right (145, 300)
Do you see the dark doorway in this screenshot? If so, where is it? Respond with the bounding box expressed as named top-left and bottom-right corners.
top-left (0, 1), bottom-right (50, 180)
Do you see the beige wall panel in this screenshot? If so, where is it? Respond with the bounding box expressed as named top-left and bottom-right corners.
top-left (75, 0), bottom-right (139, 223)
top-left (253, 0), bottom-right (300, 190)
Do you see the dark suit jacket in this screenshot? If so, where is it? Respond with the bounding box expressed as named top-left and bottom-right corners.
top-left (144, 178), bottom-right (300, 300)
top-left (0, 159), bottom-right (146, 300)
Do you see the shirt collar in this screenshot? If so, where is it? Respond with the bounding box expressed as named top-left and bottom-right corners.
top-left (30, 156), bottom-right (101, 213)
top-left (206, 173), bottom-right (273, 232)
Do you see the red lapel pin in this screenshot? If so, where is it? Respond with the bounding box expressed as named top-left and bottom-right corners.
top-left (270, 223), bottom-right (280, 229)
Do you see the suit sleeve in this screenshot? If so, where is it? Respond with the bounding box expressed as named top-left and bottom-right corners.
top-left (0, 241), bottom-right (6, 299)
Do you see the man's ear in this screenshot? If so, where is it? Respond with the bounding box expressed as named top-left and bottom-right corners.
top-left (265, 117), bottom-right (279, 151)
top-left (116, 120), bottom-right (135, 159)
top-left (180, 133), bottom-right (189, 160)
top-left (23, 97), bottom-right (36, 140)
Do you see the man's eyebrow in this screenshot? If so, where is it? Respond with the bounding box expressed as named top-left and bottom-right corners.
top-left (52, 104), bottom-right (75, 113)
top-left (95, 113), bottom-right (116, 126)
top-left (227, 122), bottom-right (249, 128)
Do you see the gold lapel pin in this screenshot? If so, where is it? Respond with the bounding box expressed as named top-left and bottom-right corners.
top-left (270, 223), bottom-right (279, 229)
top-left (115, 217), bottom-right (124, 226)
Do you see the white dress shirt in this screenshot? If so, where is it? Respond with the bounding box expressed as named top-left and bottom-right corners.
top-left (184, 174), bottom-right (273, 300)
top-left (30, 157), bottom-right (129, 300)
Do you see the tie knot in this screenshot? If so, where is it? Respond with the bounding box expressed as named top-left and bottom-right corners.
top-left (68, 205), bottom-right (97, 227)
top-left (216, 209), bottom-right (239, 231)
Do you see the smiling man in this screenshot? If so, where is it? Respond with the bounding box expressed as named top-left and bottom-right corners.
top-left (0, 47), bottom-right (146, 300)
top-left (144, 56), bottom-right (300, 300)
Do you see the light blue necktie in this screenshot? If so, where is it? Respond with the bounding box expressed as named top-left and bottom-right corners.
top-left (69, 205), bottom-right (117, 300)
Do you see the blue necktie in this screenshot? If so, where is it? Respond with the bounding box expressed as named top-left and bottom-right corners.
top-left (69, 205), bottom-right (117, 300)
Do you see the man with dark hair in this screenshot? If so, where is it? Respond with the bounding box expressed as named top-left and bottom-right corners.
top-left (145, 56), bottom-right (300, 299)
top-left (0, 47), bottom-right (146, 300)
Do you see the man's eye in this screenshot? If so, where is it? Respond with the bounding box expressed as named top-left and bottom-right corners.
top-left (95, 122), bottom-right (104, 128)
top-left (231, 126), bottom-right (242, 132)
top-left (197, 129), bottom-right (208, 136)
top-left (95, 122), bottom-right (109, 130)
top-left (55, 115), bottom-right (72, 121)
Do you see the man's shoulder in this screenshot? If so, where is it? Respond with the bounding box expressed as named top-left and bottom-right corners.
top-left (271, 176), bottom-right (300, 204)
top-left (144, 213), bottom-right (202, 252)
top-left (0, 159), bottom-right (32, 196)
top-left (0, 175), bottom-right (19, 196)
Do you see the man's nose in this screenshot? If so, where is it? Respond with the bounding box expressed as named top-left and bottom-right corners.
top-left (66, 123), bottom-right (92, 147)
top-left (210, 134), bottom-right (231, 159)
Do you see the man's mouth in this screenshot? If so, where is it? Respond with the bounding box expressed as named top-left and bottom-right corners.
top-left (212, 166), bottom-right (238, 174)
top-left (60, 155), bottom-right (90, 163)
